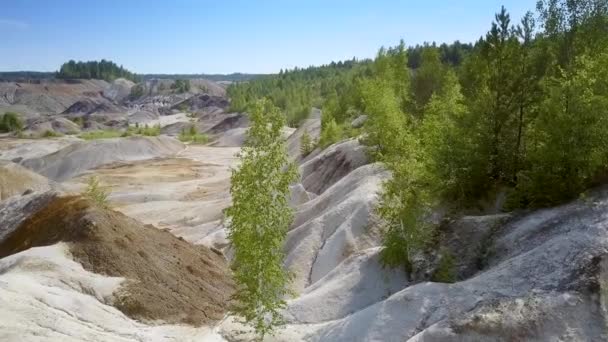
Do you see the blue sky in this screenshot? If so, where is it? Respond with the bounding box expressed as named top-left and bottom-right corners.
top-left (1, 0), bottom-right (536, 74)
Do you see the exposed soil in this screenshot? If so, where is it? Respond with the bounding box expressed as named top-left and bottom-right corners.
top-left (0, 194), bottom-right (234, 326)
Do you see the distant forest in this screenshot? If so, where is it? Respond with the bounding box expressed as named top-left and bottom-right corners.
top-left (141, 73), bottom-right (266, 82)
top-left (0, 69), bottom-right (264, 83)
top-left (56, 60), bottom-right (140, 82)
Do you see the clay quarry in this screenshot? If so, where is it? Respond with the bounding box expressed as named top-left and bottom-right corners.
top-left (0, 74), bottom-right (606, 342)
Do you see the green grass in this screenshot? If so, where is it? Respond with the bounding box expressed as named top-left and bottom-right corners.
top-left (79, 130), bottom-right (122, 140)
top-left (178, 125), bottom-right (208, 144)
top-left (42, 130), bottom-right (64, 138)
top-left (79, 124), bottom-right (161, 140)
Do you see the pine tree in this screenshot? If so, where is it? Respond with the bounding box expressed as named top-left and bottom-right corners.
top-left (225, 98), bottom-right (298, 339)
top-left (300, 129), bottom-right (314, 156)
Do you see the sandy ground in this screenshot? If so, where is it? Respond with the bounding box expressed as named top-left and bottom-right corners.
top-left (65, 145), bottom-right (240, 248)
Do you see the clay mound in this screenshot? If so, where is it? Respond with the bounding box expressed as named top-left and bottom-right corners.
top-left (24, 117), bottom-right (81, 135)
top-left (128, 110), bottom-right (159, 124)
top-left (299, 139), bottom-right (368, 195)
top-left (0, 161), bottom-right (55, 201)
top-left (62, 98), bottom-right (122, 115)
top-left (210, 127), bottom-right (248, 147)
top-left (22, 136), bottom-right (184, 181)
top-left (0, 193), bottom-right (234, 326)
top-left (207, 113), bottom-right (249, 134)
top-left (0, 79), bottom-right (111, 115)
top-left (103, 78), bottom-right (134, 102)
top-left (172, 94), bottom-right (229, 113)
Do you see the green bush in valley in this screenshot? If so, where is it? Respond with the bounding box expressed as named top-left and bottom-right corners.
top-left (84, 176), bottom-right (109, 208)
top-left (431, 249), bottom-right (457, 283)
top-left (299, 129), bottom-right (315, 156)
top-left (178, 125), bottom-right (208, 144)
top-left (42, 130), bottom-right (63, 138)
top-left (0, 112), bottom-right (24, 133)
top-left (225, 99), bottom-right (298, 339)
top-left (79, 130), bottom-right (122, 140)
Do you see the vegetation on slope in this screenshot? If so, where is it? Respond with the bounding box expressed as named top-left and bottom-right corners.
top-left (226, 99), bottom-right (298, 338)
top-left (178, 125), bottom-right (208, 144)
top-left (57, 59), bottom-right (139, 82)
top-left (226, 0), bottom-right (608, 273)
top-left (0, 112), bottom-right (24, 133)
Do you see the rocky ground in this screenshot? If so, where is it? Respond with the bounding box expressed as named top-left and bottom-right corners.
top-left (1, 79), bottom-right (607, 341)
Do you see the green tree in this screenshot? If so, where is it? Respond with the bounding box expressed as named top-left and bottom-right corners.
top-left (411, 45), bottom-right (446, 114)
top-left (84, 176), bottom-right (109, 208)
top-left (225, 98), bottom-right (298, 339)
top-left (519, 53), bottom-right (608, 206)
top-left (300, 129), bottom-right (315, 156)
top-left (420, 71), bottom-right (488, 203)
top-left (0, 112), bottom-right (24, 133)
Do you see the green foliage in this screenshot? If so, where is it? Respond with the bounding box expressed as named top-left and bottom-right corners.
top-left (0, 112), bottom-right (24, 133)
top-left (178, 125), bottom-right (208, 144)
top-left (227, 59), bottom-right (368, 127)
top-left (79, 130), bottom-right (123, 140)
top-left (419, 71), bottom-right (490, 203)
top-left (318, 116), bottom-right (342, 149)
top-left (84, 176), bottom-right (109, 208)
top-left (225, 99), bottom-right (298, 339)
top-left (171, 79), bottom-right (191, 93)
top-left (223, 0), bottom-right (608, 275)
top-left (70, 116), bottom-right (84, 128)
top-left (411, 46), bottom-right (446, 114)
top-left (517, 53), bottom-right (608, 206)
top-left (57, 59), bottom-right (139, 82)
top-left (431, 249), bottom-right (457, 283)
top-left (299, 129), bottom-right (315, 156)
top-left (42, 130), bottom-right (63, 138)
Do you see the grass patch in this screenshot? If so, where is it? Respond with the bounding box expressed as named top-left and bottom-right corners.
top-left (79, 130), bottom-right (122, 140)
top-left (179, 125), bottom-right (208, 144)
top-left (42, 130), bottom-right (64, 138)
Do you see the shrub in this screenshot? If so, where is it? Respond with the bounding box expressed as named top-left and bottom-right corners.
top-left (431, 249), bottom-right (457, 283)
top-left (70, 117), bottom-right (84, 128)
top-left (178, 125), bottom-right (208, 144)
top-left (318, 118), bottom-right (342, 148)
top-left (0, 112), bottom-right (24, 133)
top-left (84, 176), bottom-right (109, 208)
top-left (42, 130), bottom-right (63, 138)
top-left (139, 124), bottom-right (161, 136)
top-left (299, 129), bottom-right (315, 156)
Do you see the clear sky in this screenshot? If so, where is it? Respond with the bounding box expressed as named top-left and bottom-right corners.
top-left (1, 0), bottom-right (537, 74)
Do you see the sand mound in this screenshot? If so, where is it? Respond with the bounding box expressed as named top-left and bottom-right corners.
top-left (63, 98), bottom-right (123, 115)
top-left (0, 161), bottom-right (56, 201)
top-left (0, 136), bottom-right (77, 162)
top-left (299, 139), bottom-right (368, 195)
top-left (22, 136), bottom-right (184, 181)
top-left (24, 117), bottom-right (81, 135)
top-left (206, 113), bottom-right (249, 134)
top-left (0, 193), bottom-right (234, 326)
top-left (103, 78), bottom-right (134, 102)
top-left (172, 94), bottom-right (229, 113)
top-left (128, 110), bottom-right (159, 124)
top-left (210, 127), bottom-right (247, 147)
top-left (0, 79), bottom-right (111, 115)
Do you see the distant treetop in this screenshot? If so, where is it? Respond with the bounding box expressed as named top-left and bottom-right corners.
top-left (56, 60), bottom-right (140, 82)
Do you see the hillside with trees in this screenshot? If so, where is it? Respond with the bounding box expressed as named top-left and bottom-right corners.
top-left (227, 0), bottom-right (608, 272)
top-left (56, 60), bottom-right (139, 82)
